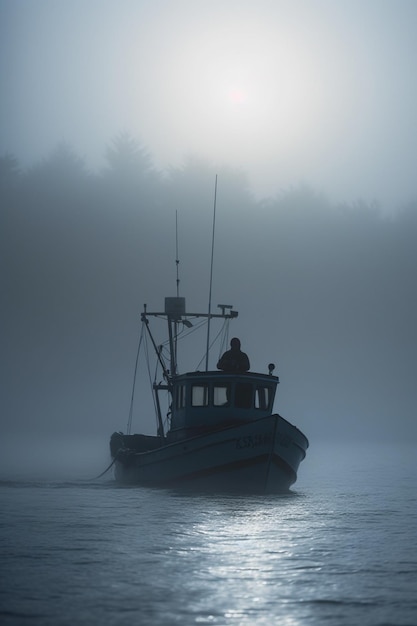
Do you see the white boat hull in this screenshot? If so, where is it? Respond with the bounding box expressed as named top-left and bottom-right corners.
top-left (114, 414), bottom-right (308, 493)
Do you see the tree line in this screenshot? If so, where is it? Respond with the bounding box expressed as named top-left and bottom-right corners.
top-left (2, 132), bottom-right (417, 441)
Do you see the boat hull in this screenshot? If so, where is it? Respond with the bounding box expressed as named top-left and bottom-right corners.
top-left (113, 414), bottom-right (308, 493)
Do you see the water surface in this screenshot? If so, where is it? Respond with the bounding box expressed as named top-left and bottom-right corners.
top-left (1, 442), bottom-right (416, 625)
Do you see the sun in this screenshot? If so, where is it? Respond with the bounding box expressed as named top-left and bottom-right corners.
top-left (228, 87), bottom-right (247, 105)
top-left (138, 8), bottom-right (329, 172)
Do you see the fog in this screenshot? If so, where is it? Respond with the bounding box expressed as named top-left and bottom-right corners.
top-left (2, 0), bottom-right (417, 210)
top-left (1, 1), bottom-right (417, 459)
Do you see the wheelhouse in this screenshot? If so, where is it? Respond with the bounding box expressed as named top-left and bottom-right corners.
top-left (168, 371), bottom-right (279, 441)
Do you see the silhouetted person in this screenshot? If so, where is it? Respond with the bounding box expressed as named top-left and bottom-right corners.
top-left (217, 338), bottom-right (250, 373)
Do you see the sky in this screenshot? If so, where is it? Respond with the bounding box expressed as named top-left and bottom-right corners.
top-left (1, 0), bottom-right (417, 211)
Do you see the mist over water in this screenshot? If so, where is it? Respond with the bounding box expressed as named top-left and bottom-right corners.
top-left (1, 442), bottom-right (416, 626)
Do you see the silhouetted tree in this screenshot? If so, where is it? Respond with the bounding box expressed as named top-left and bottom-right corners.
top-left (2, 141), bottom-right (417, 441)
top-left (23, 142), bottom-right (92, 201)
top-left (103, 132), bottom-right (155, 183)
top-left (164, 155), bottom-right (253, 220)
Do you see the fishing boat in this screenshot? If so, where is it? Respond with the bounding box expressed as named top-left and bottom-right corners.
top-left (109, 296), bottom-right (309, 493)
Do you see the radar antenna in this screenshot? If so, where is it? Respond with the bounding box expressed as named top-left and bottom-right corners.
top-left (175, 210), bottom-right (180, 297)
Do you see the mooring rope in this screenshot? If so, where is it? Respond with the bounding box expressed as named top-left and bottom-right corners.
top-left (78, 455), bottom-right (118, 482)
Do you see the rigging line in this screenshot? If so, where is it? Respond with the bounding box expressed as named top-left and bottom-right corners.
top-left (153, 344), bottom-right (163, 384)
top-left (145, 326), bottom-right (159, 428)
top-left (156, 343), bottom-right (171, 374)
top-left (126, 323), bottom-right (145, 435)
top-left (219, 319), bottom-right (231, 359)
top-left (174, 319), bottom-right (207, 341)
top-left (196, 320), bottom-right (226, 370)
top-left (152, 316), bottom-right (206, 344)
top-left (143, 330), bottom-right (159, 427)
top-left (152, 344), bottom-right (169, 436)
top-left (205, 174), bottom-right (218, 371)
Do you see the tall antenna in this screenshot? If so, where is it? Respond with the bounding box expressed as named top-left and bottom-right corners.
top-left (175, 210), bottom-right (180, 297)
top-left (205, 175), bottom-right (218, 371)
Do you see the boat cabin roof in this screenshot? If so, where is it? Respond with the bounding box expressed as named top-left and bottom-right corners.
top-left (173, 370), bottom-right (278, 383)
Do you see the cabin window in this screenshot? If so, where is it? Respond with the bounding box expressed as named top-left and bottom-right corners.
top-left (255, 386), bottom-right (271, 410)
top-left (213, 384), bottom-right (231, 406)
top-left (191, 384), bottom-right (209, 407)
top-left (176, 384), bottom-right (186, 409)
top-left (235, 383), bottom-right (253, 408)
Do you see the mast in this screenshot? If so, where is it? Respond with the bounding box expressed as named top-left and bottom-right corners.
top-left (174, 210), bottom-right (180, 371)
top-left (205, 175), bottom-right (218, 371)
